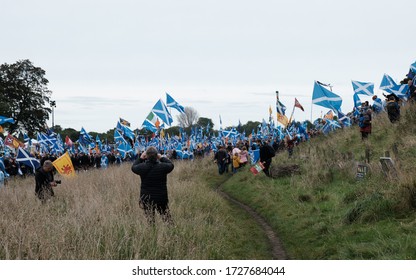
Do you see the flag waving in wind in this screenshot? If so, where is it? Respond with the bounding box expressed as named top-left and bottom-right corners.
top-left (276, 91), bottom-right (286, 115)
top-left (166, 93), bottom-right (185, 114)
top-left (312, 81), bottom-right (342, 113)
top-left (16, 147), bottom-right (40, 172)
top-left (53, 152), bottom-right (75, 177)
top-left (379, 74), bottom-right (397, 90)
top-left (0, 116), bottom-right (15, 125)
top-left (352, 80), bottom-right (374, 96)
top-left (152, 99), bottom-right (173, 126)
top-left (294, 98), bottom-right (304, 111)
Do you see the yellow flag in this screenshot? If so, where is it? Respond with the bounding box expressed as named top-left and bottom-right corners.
top-left (277, 113), bottom-right (289, 127)
top-left (0, 125), bottom-right (3, 133)
top-left (52, 152), bottom-right (76, 177)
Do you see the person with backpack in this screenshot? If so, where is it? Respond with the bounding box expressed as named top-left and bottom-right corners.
top-left (386, 95), bottom-right (400, 123)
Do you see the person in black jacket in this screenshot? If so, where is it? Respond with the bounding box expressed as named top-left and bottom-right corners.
top-left (258, 140), bottom-right (275, 177)
top-left (131, 146), bottom-right (174, 224)
top-left (35, 160), bottom-right (58, 202)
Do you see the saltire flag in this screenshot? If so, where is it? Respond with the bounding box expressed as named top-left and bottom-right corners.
top-left (312, 81), bottom-right (342, 113)
top-left (152, 99), bottom-right (173, 126)
top-left (383, 84), bottom-right (409, 99)
top-left (16, 147), bottom-right (40, 172)
top-left (96, 135), bottom-right (102, 150)
top-left (52, 152), bottom-right (76, 177)
top-left (249, 148), bottom-right (260, 164)
top-left (276, 91), bottom-right (286, 116)
top-left (117, 121), bottom-right (135, 140)
top-left (119, 117), bottom-right (131, 127)
top-left (353, 93), bottom-right (362, 108)
top-left (379, 74), bottom-right (397, 90)
top-left (372, 97), bottom-right (383, 113)
top-left (166, 93), bottom-right (185, 114)
top-left (410, 61), bottom-right (416, 74)
top-left (337, 111), bottom-right (351, 127)
top-left (352, 80), bottom-right (374, 96)
top-left (0, 157), bottom-right (7, 174)
top-left (117, 141), bottom-right (133, 159)
top-left (0, 115), bottom-right (15, 125)
top-left (114, 129), bottom-right (124, 144)
top-left (65, 136), bottom-right (73, 147)
top-left (23, 133), bottom-right (30, 143)
top-left (80, 127), bottom-right (93, 143)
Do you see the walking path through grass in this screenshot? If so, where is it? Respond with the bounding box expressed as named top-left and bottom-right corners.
top-left (215, 176), bottom-right (288, 260)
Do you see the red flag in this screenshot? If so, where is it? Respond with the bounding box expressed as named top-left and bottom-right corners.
top-left (65, 136), bottom-right (73, 147)
top-left (294, 98), bottom-right (305, 111)
top-left (5, 134), bottom-right (23, 149)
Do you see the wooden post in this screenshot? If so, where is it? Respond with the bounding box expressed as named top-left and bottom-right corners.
top-left (392, 143), bottom-right (399, 159)
top-left (365, 148), bottom-right (370, 164)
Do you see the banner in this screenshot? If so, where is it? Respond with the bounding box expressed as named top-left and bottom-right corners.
top-left (52, 152), bottom-right (76, 177)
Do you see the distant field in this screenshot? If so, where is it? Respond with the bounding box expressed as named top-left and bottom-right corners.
top-left (0, 159), bottom-right (270, 260)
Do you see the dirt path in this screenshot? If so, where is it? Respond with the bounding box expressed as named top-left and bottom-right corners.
top-left (216, 181), bottom-right (289, 260)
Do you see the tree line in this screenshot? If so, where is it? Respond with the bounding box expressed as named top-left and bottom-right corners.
top-left (0, 59), bottom-right (265, 143)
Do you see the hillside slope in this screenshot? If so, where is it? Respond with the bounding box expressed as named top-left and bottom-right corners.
top-left (220, 103), bottom-right (416, 259)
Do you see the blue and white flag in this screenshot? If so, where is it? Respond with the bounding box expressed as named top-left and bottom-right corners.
top-left (372, 97), bottom-right (383, 113)
top-left (0, 157), bottom-right (7, 173)
top-left (114, 129), bottom-right (124, 144)
top-left (337, 111), bottom-right (351, 127)
top-left (117, 141), bottom-right (133, 159)
top-left (410, 61), bottom-right (416, 73)
top-left (152, 99), bottom-right (173, 126)
top-left (166, 93), bottom-right (185, 114)
top-left (312, 81), bottom-right (342, 113)
top-left (16, 147), bottom-right (40, 172)
top-left (353, 93), bottom-right (362, 108)
top-left (276, 99), bottom-right (286, 116)
top-left (379, 74), bottom-right (397, 90)
top-left (383, 84), bottom-right (409, 99)
top-left (249, 149), bottom-right (260, 165)
top-left (80, 127), bottom-right (93, 143)
top-left (352, 80), bottom-right (374, 96)
top-left (117, 121), bottom-right (135, 140)
top-left (0, 115), bottom-right (15, 125)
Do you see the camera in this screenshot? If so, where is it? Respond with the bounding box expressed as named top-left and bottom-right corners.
top-left (55, 180), bottom-right (62, 185)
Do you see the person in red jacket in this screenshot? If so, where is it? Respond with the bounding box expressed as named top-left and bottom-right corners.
top-left (131, 146), bottom-right (174, 225)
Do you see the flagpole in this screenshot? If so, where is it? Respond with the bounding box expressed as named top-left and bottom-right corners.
top-left (288, 102), bottom-right (296, 125)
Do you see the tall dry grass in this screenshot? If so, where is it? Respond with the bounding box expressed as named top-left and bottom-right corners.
top-left (0, 158), bottom-right (269, 260)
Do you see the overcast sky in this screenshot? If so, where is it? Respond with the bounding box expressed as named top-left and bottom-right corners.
top-left (1, 0), bottom-right (414, 133)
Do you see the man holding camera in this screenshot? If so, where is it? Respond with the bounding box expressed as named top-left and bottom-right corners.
top-left (131, 146), bottom-right (174, 225)
top-left (35, 160), bottom-right (59, 202)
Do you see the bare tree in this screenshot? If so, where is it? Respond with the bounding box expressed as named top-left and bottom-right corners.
top-left (176, 106), bottom-right (199, 128)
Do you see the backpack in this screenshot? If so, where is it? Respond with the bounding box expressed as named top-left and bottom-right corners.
top-left (358, 115), bottom-right (366, 128)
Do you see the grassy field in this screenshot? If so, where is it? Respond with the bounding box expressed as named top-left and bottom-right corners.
top-left (0, 159), bottom-right (271, 260)
top-left (221, 104), bottom-right (416, 259)
top-left (2, 104), bottom-right (416, 260)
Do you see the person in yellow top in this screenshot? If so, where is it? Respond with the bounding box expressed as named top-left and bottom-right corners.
top-left (232, 152), bottom-right (241, 174)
